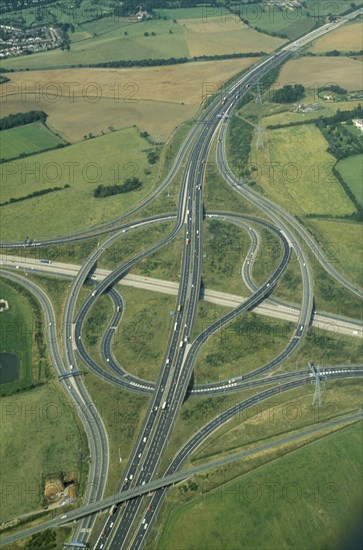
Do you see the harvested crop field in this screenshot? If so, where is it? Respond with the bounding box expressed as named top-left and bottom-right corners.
top-left (309, 21), bottom-right (363, 53)
top-left (181, 15), bottom-right (285, 56)
top-left (277, 57), bottom-right (363, 92)
top-left (0, 59), bottom-right (258, 142)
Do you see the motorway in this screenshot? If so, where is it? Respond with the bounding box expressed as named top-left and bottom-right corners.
top-left (100, 12), bottom-right (363, 548)
top-left (1, 7), bottom-right (362, 550)
top-left (2, 254), bottom-right (361, 339)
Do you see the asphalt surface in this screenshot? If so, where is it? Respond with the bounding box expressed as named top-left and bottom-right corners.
top-left (2, 254), bottom-right (361, 340)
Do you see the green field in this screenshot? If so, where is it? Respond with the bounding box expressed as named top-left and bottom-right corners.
top-left (0, 279), bottom-right (34, 393)
top-left (233, 5), bottom-right (316, 40)
top-left (193, 381), bottom-right (363, 465)
top-left (0, 122), bottom-right (65, 161)
top-left (307, 217), bottom-right (363, 288)
top-left (155, 7), bottom-right (211, 20)
top-left (336, 154), bottom-right (363, 207)
top-left (0, 127), bottom-right (160, 241)
top-left (0, 19), bottom-right (189, 70)
top-left (281, 325), bottom-right (363, 373)
top-left (0, 383), bottom-right (88, 521)
top-left (112, 287), bottom-right (176, 381)
top-left (247, 124), bottom-right (356, 217)
top-left (194, 313), bottom-right (294, 383)
top-left (0, 14), bottom-right (284, 70)
top-left (202, 219), bottom-right (251, 296)
top-left (83, 293), bottom-right (113, 356)
top-left (79, 367), bottom-right (150, 497)
top-left (203, 144), bottom-right (266, 217)
top-left (97, 221), bottom-right (175, 272)
top-left (157, 421), bottom-right (363, 550)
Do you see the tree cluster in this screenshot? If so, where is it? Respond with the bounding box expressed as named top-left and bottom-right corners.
top-left (147, 150), bottom-right (159, 164)
top-left (24, 529), bottom-right (57, 550)
top-left (93, 177), bottom-right (142, 198)
top-left (272, 84), bottom-right (305, 103)
top-left (0, 110), bottom-right (47, 131)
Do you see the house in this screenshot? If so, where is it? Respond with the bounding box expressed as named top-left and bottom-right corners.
top-left (352, 119), bottom-right (363, 132)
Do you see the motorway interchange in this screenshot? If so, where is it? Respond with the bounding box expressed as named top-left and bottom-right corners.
top-left (1, 8), bottom-right (363, 550)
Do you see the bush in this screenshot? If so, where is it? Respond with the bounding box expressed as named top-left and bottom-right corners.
top-left (93, 177), bottom-right (142, 198)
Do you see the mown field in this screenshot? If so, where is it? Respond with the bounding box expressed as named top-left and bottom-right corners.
top-left (0, 122), bottom-right (65, 161)
top-left (277, 56), bottom-right (363, 92)
top-left (336, 154), bottom-right (363, 207)
top-left (0, 58), bottom-right (258, 142)
top-left (309, 21), bottom-right (363, 53)
top-left (0, 383), bottom-right (88, 521)
top-left (157, 420), bottom-right (363, 550)
top-left (0, 127), bottom-right (160, 241)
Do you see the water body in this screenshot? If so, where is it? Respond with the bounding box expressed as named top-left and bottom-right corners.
top-left (0, 352), bottom-right (20, 384)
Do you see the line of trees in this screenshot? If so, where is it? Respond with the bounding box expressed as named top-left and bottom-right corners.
top-left (332, 165), bottom-right (363, 220)
top-left (0, 184), bottom-right (70, 206)
top-left (0, 110), bottom-right (47, 131)
top-left (78, 51), bottom-right (266, 70)
top-left (93, 177), bottom-right (142, 198)
top-left (316, 104), bottom-right (362, 126)
top-left (267, 104), bottom-right (363, 131)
